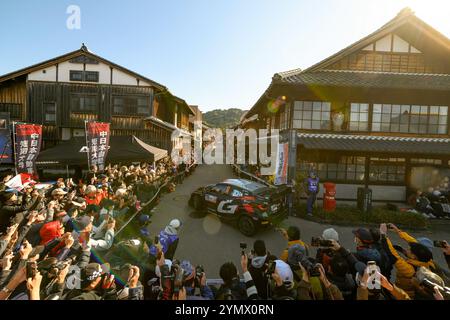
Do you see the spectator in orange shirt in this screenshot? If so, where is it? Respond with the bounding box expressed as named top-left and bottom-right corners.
top-left (84, 185), bottom-right (105, 206)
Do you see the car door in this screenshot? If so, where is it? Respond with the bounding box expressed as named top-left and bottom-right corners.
top-left (216, 184), bottom-right (238, 219)
top-left (204, 184), bottom-right (227, 213)
top-left (216, 184), bottom-right (240, 218)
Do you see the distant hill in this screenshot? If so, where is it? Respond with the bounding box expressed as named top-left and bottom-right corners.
top-left (203, 108), bottom-right (247, 129)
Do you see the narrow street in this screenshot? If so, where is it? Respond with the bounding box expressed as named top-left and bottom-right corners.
top-left (147, 164), bottom-right (450, 278)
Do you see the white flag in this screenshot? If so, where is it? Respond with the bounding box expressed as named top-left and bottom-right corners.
top-left (5, 174), bottom-right (24, 191)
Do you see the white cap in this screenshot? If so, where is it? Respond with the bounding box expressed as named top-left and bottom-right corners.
top-left (115, 188), bottom-right (127, 197)
top-left (169, 219), bottom-right (181, 229)
top-left (155, 259), bottom-right (172, 277)
top-left (275, 260), bottom-right (293, 287)
top-left (85, 185), bottom-right (97, 194)
top-left (322, 228), bottom-right (339, 242)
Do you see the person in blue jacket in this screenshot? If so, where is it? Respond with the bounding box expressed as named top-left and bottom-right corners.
top-left (149, 219), bottom-right (181, 260)
top-left (304, 171), bottom-right (320, 216)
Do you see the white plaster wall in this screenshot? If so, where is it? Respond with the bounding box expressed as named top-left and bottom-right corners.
top-left (393, 35), bottom-right (409, 53)
top-left (112, 68), bottom-right (138, 86)
top-left (375, 35), bottom-right (392, 52)
top-left (58, 61), bottom-right (83, 83)
top-left (27, 57), bottom-right (154, 87)
top-left (28, 65), bottom-right (57, 81)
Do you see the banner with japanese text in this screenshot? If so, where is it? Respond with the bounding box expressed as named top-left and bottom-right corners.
top-left (0, 113), bottom-right (13, 164)
top-left (14, 123), bottom-right (42, 175)
top-left (86, 121), bottom-right (110, 171)
top-left (274, 142), bottom-right (288, 185)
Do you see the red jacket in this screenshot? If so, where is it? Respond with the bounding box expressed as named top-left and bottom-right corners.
top-left (85, 193), bottom-right (105, 206)
top-left (40, 221), bottom-right (63, 245)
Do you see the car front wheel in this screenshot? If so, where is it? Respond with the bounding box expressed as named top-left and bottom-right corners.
top-left (238, 215), bottom-right (257, 237)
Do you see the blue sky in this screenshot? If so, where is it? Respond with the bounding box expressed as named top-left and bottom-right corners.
top-left (0, 0), bottom-right (449, 112)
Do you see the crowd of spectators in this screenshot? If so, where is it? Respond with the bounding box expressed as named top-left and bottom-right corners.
top-left (0, 158), bottom-right (193, 300)
top-left (0, 158), bottom-right (450, 300)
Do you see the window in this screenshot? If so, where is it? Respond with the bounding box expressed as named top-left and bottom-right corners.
top-left (211, 184), bottom-right (229, 195)
top-left (410, 158), bottom-right (442, 165)
top-left (369, 157), bottom-right (405, 183)
top-left (231, 188), bottom-right (243, 197)
top-left (113, 96), bottom-right (150, 116)
top-left (84, 71), bottom-right (99, 82)
top-left (43, 102), bottom-right (56, 123)
top-left (293, 101), bottom-right (331, 130)
top-left (70, 71), bottom-right (83, 81)
top-left (69, 70), bottom-right (99, 83)
top-left (70, 95), bottom-right (98, 113)
top-left (349, 103), bottom-right (369, 131)
top-left (298, 156), bottom-right (365, 182)
top-left (372, 104), bottom-right (448, 134)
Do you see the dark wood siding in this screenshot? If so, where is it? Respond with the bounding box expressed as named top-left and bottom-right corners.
top-left (27, 81), bottom-right (154, 143)
top-left (0, 78), bottom-right (27, 120)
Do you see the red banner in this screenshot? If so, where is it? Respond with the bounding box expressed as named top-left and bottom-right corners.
top-left (14, 124), bottom-right (42, 175)
top-left (86, 122), bottom-right (110, 171)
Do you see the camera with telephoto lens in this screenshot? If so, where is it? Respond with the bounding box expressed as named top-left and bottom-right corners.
top-left (421, 279), bottom-right (450, 295)
top-left (170, 260), bottom-right (187, 294)
top-left (194, 265), bottom-right (204, 287)
top-left (37, 255), bottom-right (77, 278)
top-left (308, 264), bottom-right (321, 277)
top-left (240, 242), bottom-right (247, 255)
top-left (311, 237), bottom-right (333, 247)
top-left (26, 261), bottom-right (38, 279)
top-left (298, 258), bottom-right (321, 277)
top-left (265, 260), bottom-right (276, 278)
top-left (55, 255), bottom-right (77, 270)
top-left (433, 240), bottom-right (447, 248)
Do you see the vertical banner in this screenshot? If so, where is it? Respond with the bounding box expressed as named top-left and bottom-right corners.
top-left (274, 142), bottom-right (289, 185)
top-left (86, 121), bottom-right (110, 171)
top-left (14, 123), bottom-right (42, 175)
top-left (0, 113), bottom-right (13, 164)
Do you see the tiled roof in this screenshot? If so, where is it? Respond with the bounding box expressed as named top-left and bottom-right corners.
top-left (145, 116), bottom-right (192, 137)
top-left (274, 70), bottom-right (450, 91)
top-left (297, 133), bottom-right (450, 155)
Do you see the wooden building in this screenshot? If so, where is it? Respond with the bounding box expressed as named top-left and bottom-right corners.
top-left (242, 8), bottom-right (450, 202)
top-left (0, 44), bottom-right (194, 154)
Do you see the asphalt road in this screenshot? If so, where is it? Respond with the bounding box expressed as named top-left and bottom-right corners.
top-left (146, 164), bottom-right (450, 278)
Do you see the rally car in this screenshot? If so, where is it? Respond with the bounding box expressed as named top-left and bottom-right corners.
top-left (189, 179), bottom-right (287, 236)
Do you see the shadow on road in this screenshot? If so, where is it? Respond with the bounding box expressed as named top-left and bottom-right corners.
top-left (189, 209), bottom-right (207, 219)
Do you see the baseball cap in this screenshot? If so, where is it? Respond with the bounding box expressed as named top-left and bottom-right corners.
top-left (322, 228), bottom-right (339, 242)
top-left (81, 263), bottom-right (104, 282)
top-left (180, 260), bottom-right (195, 280)
top-left (287, 244), bottom-right (307, 267)
top-left (155, 259), bottom-right (172, 278)
top-left (352, 228), bottom-right (374, 244)
top-left (169, 219), bottom-right (181, 229)
top-left (139, 214), bottom-right (151, 224)
top-left (275, 260), bottom-right (294, 289)
top-left (73, 215), bottom-right (92, 232)
top-left (416, 237), bottom-right (433, 253)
